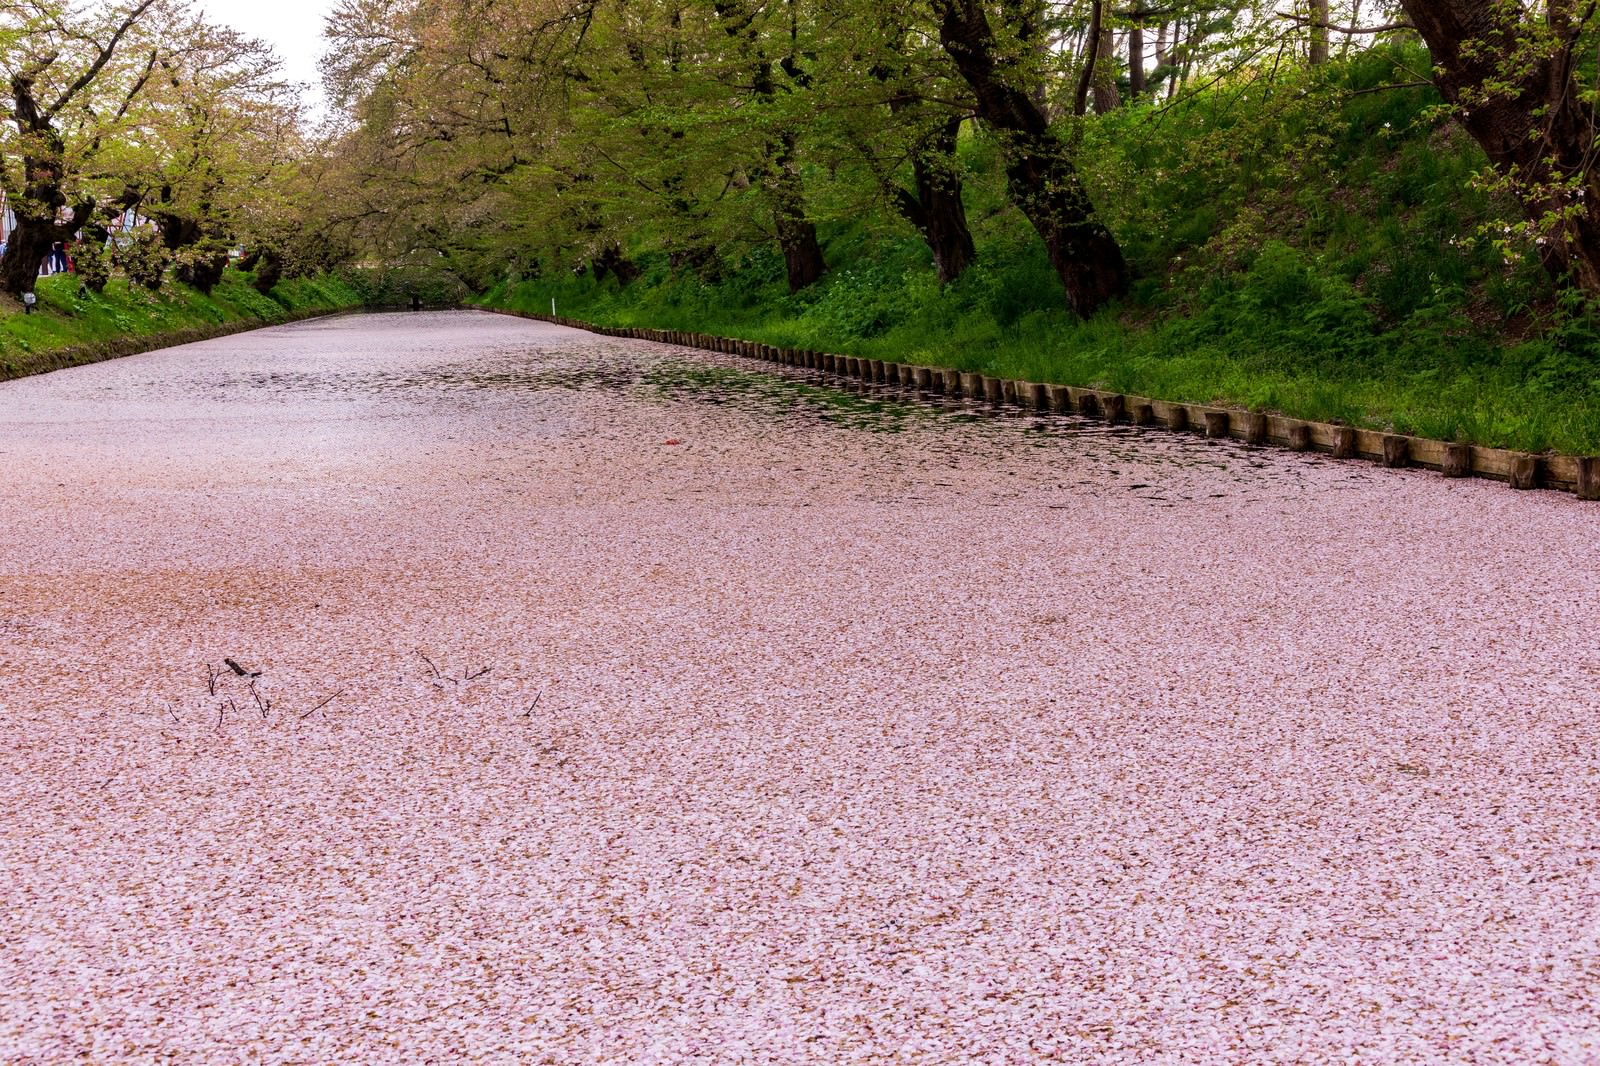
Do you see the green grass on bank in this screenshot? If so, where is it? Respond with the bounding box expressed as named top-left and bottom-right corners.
top-left (0, 269), bottom-right (362, 380)
top-left (476, 46), bottom-right (1600, 456)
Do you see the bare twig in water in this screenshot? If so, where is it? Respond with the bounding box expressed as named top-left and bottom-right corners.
top-left (463, 666), bottom-right (491, 682)
top-left (248, 677), bottom-right (269, 719)
top-left (224, 657), bottom-right (261, 678)
top-left (521, 692), bottom-right (543, 718)
top-left (164, 702), bottom-right (180, 725)
top-left (417, 649), bottom-right (454, 685)
top-left (205, 663), bottom-right (221, 696)
top-left (299, 690), bottom-right (344, 719)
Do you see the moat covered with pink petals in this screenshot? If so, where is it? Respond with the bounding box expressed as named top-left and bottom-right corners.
top-left (2, 311), bottom-right (1597, 1062)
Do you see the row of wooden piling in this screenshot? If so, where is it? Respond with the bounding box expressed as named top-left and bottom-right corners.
top-left (513, 311), bottom-right (1600, 501)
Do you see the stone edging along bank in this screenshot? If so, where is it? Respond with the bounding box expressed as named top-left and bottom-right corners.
top-left (0, 306), bottom-right (354, 383)
top-left (487, 308), bottom-right (1600, 503)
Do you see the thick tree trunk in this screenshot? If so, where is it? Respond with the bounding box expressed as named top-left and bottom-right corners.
top-left (775, 204), bottom-right (825, 292)
top-left (888, 116), bottom-right (976, 284)
top-left (3, 75), bottom-right (78, 296)
top-left (1399, 0), bottom-right (1600, 294)
top-left (934, 0), bottom-right (1128, 316)
top-left (251, 248), bottom-right (283, 294)
top-left (0, 219), bottom-right (55, 296)
top-left (772, 136), bottom-right (824, 293)
top-left (717, 3), bottom-right (826, 293)
top-left (593, 243), bottom-right (640, 286)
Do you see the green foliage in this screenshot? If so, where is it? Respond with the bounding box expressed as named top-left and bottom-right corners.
top-left (73, 240), bottom-right (112, 293)
top-left (340, 263), bottom-right (471, 308)
top-left (0, 269), bottom-right (362, 380)
top-left (478, 45), bottom-right (1600, 456)
top-left (115, 228), bottom-right (171, 290)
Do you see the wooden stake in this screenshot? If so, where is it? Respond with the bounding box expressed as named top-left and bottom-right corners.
top-left (1331, 426), bottom-right (1356, 459)
top-left (1509, 453), bottom-right (1538, 490)
top-left (1441, 443), bottom-right (1471, 478)
top-left (1578, 456), bottom-right (1600, 501)
top-left (1204, 411), bottom-right (1229, 439)
top-left (1381, 434), bottom-right (1409, 468)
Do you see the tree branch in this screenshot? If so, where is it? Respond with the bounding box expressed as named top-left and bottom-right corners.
top-left (46, 0), bottom-right (159, 119)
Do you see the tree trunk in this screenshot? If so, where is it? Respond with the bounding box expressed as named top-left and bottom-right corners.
top-left (1309, 0), bottom-right (1330, 64)
top-left (909, 118), bottom-right (977, 284)
top-left (593, 243), bottom-right (640, 286)
top-left (1093, 19), bottom-right (1121, 113)
top-left (717, 3), bottom-right (826, 293)
top-left (1398, 0), bottom-right (1600, 295)
top-left (252, 248), bottom-right (283, 294)
top-left (772, 135), bottom-right (824, 292)
top-left (888, 116), bottom-right (976, 284)
top-left (3, 75), bottom-right (80, 296)
top-left (775, 205), bottom-right (825, 292)
top-left (0, 220), bottom-right (55, 296)
top-left (1129, 22), bottom-right (1147, 97)
top-left (934, 0), bottom-right (1128, 316)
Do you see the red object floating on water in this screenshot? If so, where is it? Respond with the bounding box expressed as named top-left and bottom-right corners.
top-left (664, 439), bottom-right (682, 445)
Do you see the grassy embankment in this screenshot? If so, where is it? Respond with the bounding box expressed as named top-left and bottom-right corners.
top-left (0, 269), bottom-right (362, 381)
top-left (477, 46), bottom-right (1600, 456)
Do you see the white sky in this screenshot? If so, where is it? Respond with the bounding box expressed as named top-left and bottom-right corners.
top-left (195, 0), bottom-right (340, 112)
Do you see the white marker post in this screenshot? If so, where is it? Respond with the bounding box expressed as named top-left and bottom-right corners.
top-left (551, 298), bottom-right (556, 316)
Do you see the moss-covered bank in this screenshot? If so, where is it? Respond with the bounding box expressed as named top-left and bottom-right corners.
top-left (0, 270), bottom-right (362, 382)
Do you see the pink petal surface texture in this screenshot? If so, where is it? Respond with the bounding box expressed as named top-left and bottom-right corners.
top-left (1, 311), bottom-right (1597, 1063)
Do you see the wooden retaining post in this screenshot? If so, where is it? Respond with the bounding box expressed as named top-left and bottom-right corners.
top-left (1509, 453), bottom-right (1539, 490)
top-left (1076, 391), bottom-right (1100, 418)
top-left (1166, 405), bottom-right (1189, 432)
top-left (1132, 403), bottom-right (1154, 426)
top-left (1578, 456), bottom-right (1600, 501)
top-left (1381, 434), bottom-right (1409, 468)
top-left (1204, 411), bottom-right (1229, 439)
top-left (941, 369), bottom-right (961, 395)
top-left (999, 379), bottom-right (1016, 404)
top-left (961, 372), bottom-right (983, 397)
top-left (915, 367), bottom-right (934, 390)
top-left (1049, 385), bottom-right (1072, 413)
top-left (1442, 442), bottom-right (1471, 478)
top-left (1103, 394), bottom-right (1127, 423)
top-left (1286, 423), bottom-right (1311, 452)
top-left (1029, 383), bottom-right (1050, 411)
top-left (1244, 412), bottom-right (1268, 446)
top-left (983, 376), bottom-right (1005, 404)
top-left (1331, 426), bottom-right (1356, 459)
